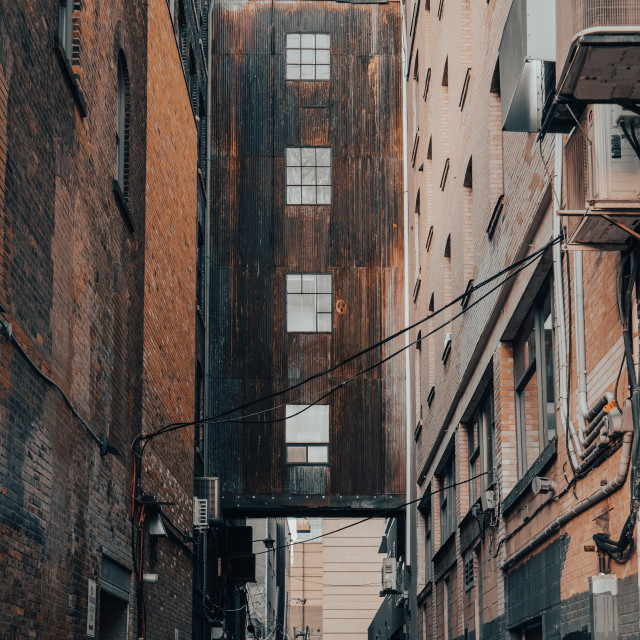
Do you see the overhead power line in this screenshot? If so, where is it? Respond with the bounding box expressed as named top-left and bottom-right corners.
top-left (250, 470), bottom-right (491, 557)
top-left (138, 234), bottom-right (561, 445)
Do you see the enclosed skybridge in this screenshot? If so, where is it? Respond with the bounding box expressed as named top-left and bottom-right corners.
top-left (205, 0), bottom-right (406, 517)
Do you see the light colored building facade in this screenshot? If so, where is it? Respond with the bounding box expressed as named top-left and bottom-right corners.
top-left (289, 519), bottom-right (383, 640)
top-left (402, 1), bottom-right (640, 639)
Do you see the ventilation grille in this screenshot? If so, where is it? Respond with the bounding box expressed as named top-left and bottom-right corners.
top-left (566, 0), bottom-right (640, 32)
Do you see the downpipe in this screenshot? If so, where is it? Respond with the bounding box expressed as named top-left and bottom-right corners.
top-left (551, 135), bottom-right (582, 469)
top-left (500, 429), bottom-right (634, 572)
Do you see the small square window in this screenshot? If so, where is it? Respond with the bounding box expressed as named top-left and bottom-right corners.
top-left (286, 33), bottom-right (331, 81)
top-left (286, 273), bottom-right (332, 333)
top-left (286, 148), bottom-right (332, 205)
top-left (286, 405), bottom-right (329, 465)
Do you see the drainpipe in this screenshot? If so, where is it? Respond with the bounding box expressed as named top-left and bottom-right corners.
top-left (574, 250), bottom-right (590, 444)
top-left (202, 0), bottom-right (215, 634)
top-left (400, 3), bottom-right (417, 639)
top-left (551, 135), bottom-right (582, 469)
top-left (500, 429), bottom-right (634, 572)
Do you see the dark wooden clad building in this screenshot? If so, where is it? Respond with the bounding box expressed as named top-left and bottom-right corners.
top-left (209, 0), bottom-right (405, 514)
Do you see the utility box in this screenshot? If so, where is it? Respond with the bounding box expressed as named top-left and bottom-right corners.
top-left (589, 574), bottom-right (618, 640)
top-left (499, 0), bottom-right (557, 132)
top-left (556, 0), bottom-right (640, 102)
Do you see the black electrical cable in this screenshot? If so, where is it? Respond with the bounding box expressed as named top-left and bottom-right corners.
top-left (564, 238), bottom-right (579, 479)
top-left (593, 251), bottom-right (640, 561)
top-left (139, 236), bottom-right (562, 444)
top-left (620, 120), bottom-right (640, 161)
top-left (248, 470), bottom-right (491, 558)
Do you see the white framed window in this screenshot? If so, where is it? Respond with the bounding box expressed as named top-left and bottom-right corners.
top-left (286, 33), bottom-right (330, 81)
top-left (286, 405), bottom-right (329, 465)
top-left (286, 273), bottom-right (332, 332)
top-left (286, 147), bottom-right (332, 205)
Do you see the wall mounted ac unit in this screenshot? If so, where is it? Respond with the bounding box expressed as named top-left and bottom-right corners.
top-left (381, 557), bottom-right (397, 591)
top-left (556, 0), bottom-right (640, 103)
top-left (194, 476), bottom-right (222, 523)
top-left (193, 497), bottom-right (208, 530)
top-left (564, 104), bottom-right (640, 249)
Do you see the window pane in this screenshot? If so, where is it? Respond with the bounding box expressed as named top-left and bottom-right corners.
top-left (317, 186), bottom-right (331, 204)
top-left (287, 33), bottom-right (300, 48)
top-left (287, 186), bottom-right (302, 205)
top-left (316, 34), bottom-right (330, 49)
top-left (287, 166), bottom-right (302, 185)
top-left (317, 293), bottom-right (332, 312)
top-left (316, 49), bottom-right (330, 64)
top-left (300, 49), bottom-right (315, 64)
top-left (287, 446), bottom-right (307, 463)
top-left (302, 274), bottom-right (316, 293)
top-left (316, 65), bottom-right (330, 80)
top-left (287, 48), bottom-right (301, 64)
top-left (519, 371), bottom-right (540, 470)
top-left (317, 166), bottom-right (331, 186)
top-left (301, 186), bottom-right (316, 204)
top-left (286, 405), bottom-right (329, 443)
top-left (287, 147), bottom-right (301, 166)
top-left (316, 148), bottom-right (331, 166)
top-left (287, 65), bottom-right (301, 80)
top-left (308, 446), bottom-right (328, 464)
top-left (301, 65), bottom-right (315, 80)
top-left (317, 313), bottom-right (332, 332)
top-left (301, 33), bottom-right (315, 48)
top-left (301, 166), bottom-right (316, 185)
top-left (287, 274), bottom-right (301, 293)
top-left (317, 274), bottom-right (331, 293)
top-left (301, 148), bottom-right (316, 167)
top-left (287, 293), bottom-right (316, 331)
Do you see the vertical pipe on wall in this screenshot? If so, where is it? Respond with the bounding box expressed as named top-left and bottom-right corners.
top-left (551, 134), bottom-right (582, 469)
top-left (400, 3), bottom-right (417, 639)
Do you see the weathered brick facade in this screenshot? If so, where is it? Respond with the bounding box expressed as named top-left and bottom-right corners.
top-left (0, 0), bottom-right (200, 636)
top-left (404, 1), bottom-right (640, 639)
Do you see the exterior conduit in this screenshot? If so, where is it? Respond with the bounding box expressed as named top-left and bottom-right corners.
top-left (551, 135), bottom-right (583, 469)
top-left (500, 429), bottom-right (634, 572)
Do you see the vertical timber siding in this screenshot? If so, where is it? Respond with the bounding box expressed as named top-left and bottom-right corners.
top-left (209, 0), bottom-right (406, 513)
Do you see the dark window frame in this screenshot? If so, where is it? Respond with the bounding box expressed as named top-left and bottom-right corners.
top-left (513, 278), bottom-right (556, 477)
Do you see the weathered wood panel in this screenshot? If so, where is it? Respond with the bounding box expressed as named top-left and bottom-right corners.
top-left (209, 0), bottom-right (405, 514)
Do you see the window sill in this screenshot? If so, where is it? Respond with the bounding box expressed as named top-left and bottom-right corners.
top-left (54, 42), bottom-right (88, 118)
top-left (502, 437), bottom-right (557, 514)
top-left (112, 180), bottom-right (135, 232)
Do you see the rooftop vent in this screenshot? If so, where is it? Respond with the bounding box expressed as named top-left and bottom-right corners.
top-left (556, 0), bottom-right (640, 103)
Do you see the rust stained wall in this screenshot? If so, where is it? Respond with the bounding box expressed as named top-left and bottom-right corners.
top-left (209, 0), bottom-right (405, 512)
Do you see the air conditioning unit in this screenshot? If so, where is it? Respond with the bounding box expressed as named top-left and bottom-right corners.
top-left (193, 497), bottom-right (208, 530)
top-left (381, 557), bottom-right (397, 591)
top-left (564, 104), bottom-right (640, 249)
top-left (556, 0), bottom-right (640, 103)
top-left (194, 476), bottom-right (222, 523)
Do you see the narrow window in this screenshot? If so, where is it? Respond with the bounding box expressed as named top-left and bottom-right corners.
top-left (115, 53), bottom-right (130, 200)
top-left (286, 273), bottom-right (332, 333)
top-left (488, 60), bottom-right (504, 234)
top-left (443, 235), bottom-right (451, 324)
top-left (441, 57), bottom-right (450, 158)
top-left (58, 0), bottom-right (73, 60)
top-left (424, 506), bottom-right (433, 584)
top-left (463, 157), bottom-right (473, 283)
top-left (286, 33), bottom-right (330, 81)
top-left (286, 147), bottom-right (331, 205)
top-left (178, 1), bottom-right (188, 67)
top-left (285, 404), bottom-right (329, 464)
top-left (514, 278), bottom-right (556, 476)
top-left (463, 552), bottom-right (474, 591)
top-left (439, 452), bottom-right (456, 542)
